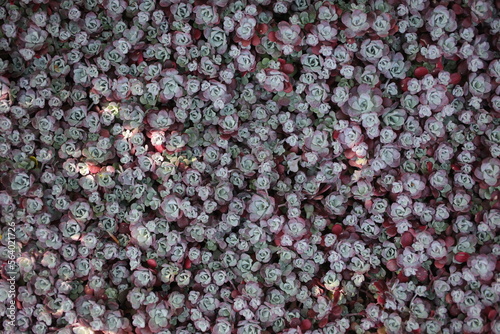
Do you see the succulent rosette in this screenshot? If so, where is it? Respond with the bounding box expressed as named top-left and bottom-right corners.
top-left (257, 68), bottom-right (293, 93)
top-left (341, 84), bottom-right (384, 118)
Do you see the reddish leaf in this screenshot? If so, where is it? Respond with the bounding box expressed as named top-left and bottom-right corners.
top-left (451, 4), bottom-right (463, 14)
top-left (450, 304), bottom-right (460, 316)
top-left (331, 305), bottom-right (342, 316)
top-left (386, 226), bottom-right (398, 237)
top-left (240, 39), bottom-right (252, 47)
top-left (251, 35), bottom-right (261, 46)
top-left (303, 23), bottom-right (314, 32)
top-left (118, 223), bottom-right (129, 234)
top-left (450, 73), bottom-right (461, 85)
top-left (400, 77), bottom-right (411, 91)
top-left (281, 63), bottom-right (295, 74)
top-left (455, 252), bottom-right (470, 263)
top-left (290, 318), bottom-right (301, 328)
top-left (331, 290), bottom-right (341, 303)
top-left (177, 217), bottom-right (189, 228)
top-left (154, 144), bottom-right (165, 153)
top-left (318, 317), bottom-right (328, 328)
top-left (414, 67), bottom-right (428, 79)
top-left (386, 259), bottom-right (398, 272)
top-left (445, 236), bottom-right (455, 247)
top-left (100, 129), bottom-right (110, 138)
top-left (274, 234), bottom-right (282, 246)
top-left (373, 281), bottom-right (385, 292)
top-left (268, 31), bottom-right (277, 42)
top-left (146, 259), bottom-right (157, 268)
top-left (377, 295), bottom-right (385, 305)
top-left (434, 58), bottom-right (444, 72)
top-left (445, 293), bottom-right (453, 304)
top-left (415, 267), bottom-right (428, 281)
top-left (488, 309), bottom-right (498, 321)
top-left (300, 319), bottom-right (312, 331)
top-left (192, 29), bottom-right (202, 40)
top-left (256, 24), bottom-right (268, 35)
top-left (332, 224), bottom-right (343, 235)
top-left (344, 149), bottom-right (356, 159)
top-left (311, 45), bottom-right (322, 55)
top-left (88, 164), bottom-right (101, 174)
top-left (382, 97), bottom-right (393, 107)
top-left (462, 17), bottom-right (472, 28)
top-left (84, 286), bottom-right (94, 295)
top-left (401, 232), bottom-right (413, 247)
top-left (382, 220), bottom-right (392, 228)
top-left (434, 260), bottom-right (446, 269)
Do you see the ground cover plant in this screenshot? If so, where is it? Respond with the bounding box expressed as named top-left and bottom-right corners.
top-left (0, 0), bottom-right (499, 333)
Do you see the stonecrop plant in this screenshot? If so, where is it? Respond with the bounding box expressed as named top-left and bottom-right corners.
top-left (0, 0), bottom-right (499, 333)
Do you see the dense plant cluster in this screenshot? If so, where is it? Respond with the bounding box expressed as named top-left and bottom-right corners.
top-left (0, 0), bottom-right (500, 333)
